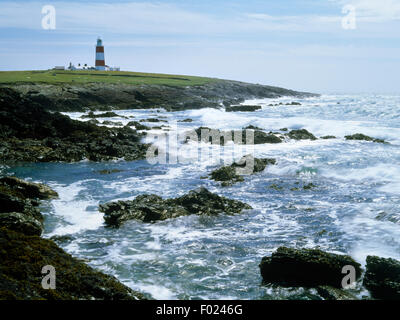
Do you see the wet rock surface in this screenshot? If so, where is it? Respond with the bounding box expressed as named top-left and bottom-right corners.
top-left (286, 129), bottom-right (317, 140)
top-left (225, 105), bottom-right (262, 112)
top-left (0, 177), bottom-right (51, 236)
top-left (0, 227), bottom-right (147, 300)
top-left (259, 247), bottom-right (362, 288)
top-left (363, 255), bottom-right (400, 300)
top-left (100, 187), bottom-right (252, 227)
top-left (185, 127), bottom-right (283, 145)
top-left (210, 155), bottom-right (276, 186)
top-left (0, 88), bottom-right (148, 162)
top-left (0, 177), bottom-right (147, 300)
top-left (345, 133), bottom-right (387, 144)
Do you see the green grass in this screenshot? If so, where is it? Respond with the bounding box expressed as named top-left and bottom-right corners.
top-left (0, 70), bottom-right (220, 86)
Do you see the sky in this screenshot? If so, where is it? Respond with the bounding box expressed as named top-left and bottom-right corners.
top-left (0, 0), bottom-right (399, 94)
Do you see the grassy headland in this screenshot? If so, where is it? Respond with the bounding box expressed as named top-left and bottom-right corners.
top-left (0, 69), bottom-right (316, 112)
top-left (0, 70), bottom-right (218, 86)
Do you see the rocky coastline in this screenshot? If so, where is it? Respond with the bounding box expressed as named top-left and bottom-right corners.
top-left (3, 80), bottom-right (316, 112)
top-left (0, 80), bottom-right (398, 300)
top-left (0, 177), bottom-right (147, 300)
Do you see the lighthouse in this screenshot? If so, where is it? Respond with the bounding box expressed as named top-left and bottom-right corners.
top-left (95, 37), bottom-right (106, 70)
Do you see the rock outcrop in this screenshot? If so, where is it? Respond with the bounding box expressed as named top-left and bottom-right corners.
top-left (0, 227), bottom-right (146, 300)
top-left (286, 129), bottom-right (317, 141)
top-left (0, 88), bottom-right (148, 162)
top-left (209, 155), bottom-right (276, 186)
top-left (0, 177), bottom-right (52, 236)
top-left (225, 105), bottom-right (262, 112)
top-left (345, 133), bottom-right (387, 144)
top-left (100, 187), bottom-right (252, 227)
top-left (0, 176), bottom-right (147, 300)
top-left (185, 127), bottom-right (283, 145)
top-left (363, 255), bottom-right (400, 300)
top-left (5, 81), bottom-right (316, 112)
top-left (259, 247), bottom-right (362, 288)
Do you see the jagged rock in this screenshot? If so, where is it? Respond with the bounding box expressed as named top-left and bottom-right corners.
top-left (0, 227), bottom-right (147, 300)
top-left (126, 121), bottom-right (151, 130)
top-left (345, 134), bottom-right (386, 144)
top-left (0, 88), bottom-right (148, 162)
top-left (81, 111), bottom-right (122, 119)
top-left (321, 135), bottom-right (336, 139)
top-left (209, 155), bottom-right (276, 186)
top-left (178, 118), bottom-right (193, 123)
top-left (97, 169), bottom-right (123, 175)
top-left (0, 212), bottom-right (42, 236)
top-left (259, 247), bottom-right (362, 288)
top-left (85, 119), bottom-right (100, 125)
top-left (243, 125), bottom-right (264, 130)
top-left (0, 176), bottom-right (58, 200)
top-left (139, 118), bottom-right (167, 123)
top-left (316, 285), bottom-right (357, 300)
top-left (185, 127), bottom-right (282, 145)
top-left (253, 130), bottom-right (282, 144)
top-left (100, 187), bottom-right (252, 227)
top-left (287, 129), bottom-right (317, 140)
top-left (102, 120), bottom-right (123, 126)
top-left (225, 105), bottom-right (262, 112)
top-left (363, 255), bottom-right (400, 300)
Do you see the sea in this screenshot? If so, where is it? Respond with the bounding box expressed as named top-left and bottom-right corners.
top-left (2, 94), bottom-right (400, 300)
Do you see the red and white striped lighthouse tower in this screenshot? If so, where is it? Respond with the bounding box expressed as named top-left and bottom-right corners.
top-left (95, 37), bottom-right (106, 70)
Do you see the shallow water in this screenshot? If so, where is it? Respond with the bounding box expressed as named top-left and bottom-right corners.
top-left (2, 94), bottom-right (400, 299)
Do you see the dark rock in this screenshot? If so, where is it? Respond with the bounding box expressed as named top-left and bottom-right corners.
top-left (253, 130), bottom-right (282, 144)
top-left (303, 183), bottom-right (317, 190)
top-left (243, 125), bottom-right (263, 130)
top-left (0, 176), bottom-right (58, 200)
top-left (126, 121), bottom-right (151, 130)
top-left (225, 105), bottom-right (262, 112)
top-left (7, 80), bottom-right (317, 112)
top-left (85, 119), bottom-right (100, 125)
top-left (210, 166), bottom-right (244, 186)
top-left (363, 255), bottom-right (400, 300)
top-left (316, 285), bottom-right (357, 300)
top-left (321, 135), bottom-right (336, 139)
top-left (0, 177), bottom-right (60, 236)
top-left (178, 118), bottom-right (193, 123)
top-left (259, 247), bottom-right (362, 288)
top-left (81, 111), bottom-right (122, 119)
top-left (345, 134), bottom-right (386, 144)
top-left (0, 227), bottom-right (147, 300)
top-left (287, 129), bottom-right (317, 140)
top-left (100, 187), bottom-right (252, 227)
top-left (49, 234), bottom-right (75, 244)
top-left (0, 212), bottom-right (42, 236)
top-left (185, 127), bottom-right (282, 145)
top-left (102, 120), bottom-right (123, 126)
top-left (210, 155), bottom-right (276, 186)
top-left (97, 169), bottom-right (123, 175)
top-left (0, 88), bottom-right (148, 162)
top-left (139, 118), bottom-right (167, 123)
top-left (286, 102), bottom-right (301, 106)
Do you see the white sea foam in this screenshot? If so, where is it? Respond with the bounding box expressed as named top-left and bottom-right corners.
top-left (48, 180), bottom-right (103, 236)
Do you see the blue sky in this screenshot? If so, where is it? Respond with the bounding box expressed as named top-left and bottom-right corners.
top-left (0, 0), bottom-right (399, 93)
